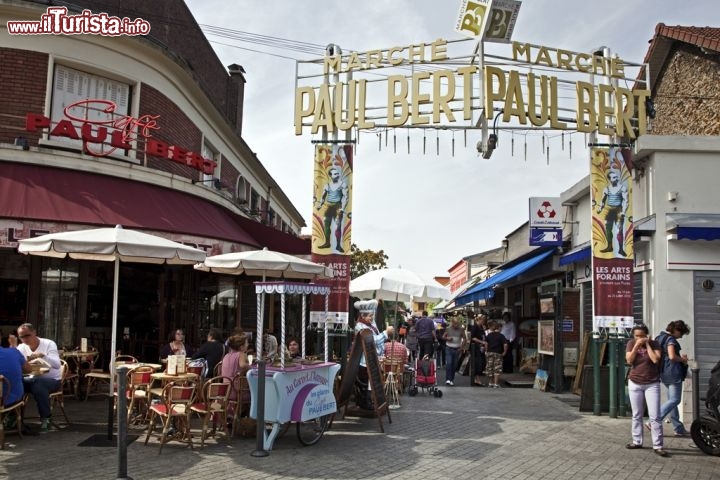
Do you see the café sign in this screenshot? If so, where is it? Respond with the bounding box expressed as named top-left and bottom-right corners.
top-left (25, 99), bottom-right (217, 174)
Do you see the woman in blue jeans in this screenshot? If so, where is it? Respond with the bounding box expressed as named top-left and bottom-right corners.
top-left (625, 324), bottom-right (667, 456)
top-left (655, 320), bottom-right (691, 436)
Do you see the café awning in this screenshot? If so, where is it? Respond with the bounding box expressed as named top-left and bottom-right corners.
top-left (455, 249), bottom-right (555, 306)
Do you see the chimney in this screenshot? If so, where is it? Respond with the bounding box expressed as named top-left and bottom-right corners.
top-left (227, 63), bottom-right (246, 136)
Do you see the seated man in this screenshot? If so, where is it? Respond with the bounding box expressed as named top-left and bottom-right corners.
top-left (9, 323), bottom-right (61, 433)
top-left (0, 332), bottom-right (31, 429)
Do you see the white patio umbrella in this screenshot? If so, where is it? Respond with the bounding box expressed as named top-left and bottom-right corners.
top-left (195, 247), bottom-right (332, 455)
top-left (195, 247), bottom-right (333, 358)
top-left (195, 247), bottom-right (334, 278)
top-left (18, 225), bottom-right (207, 396)
top-left (349, 268), bottom-right (451, 302)
top-left (350, 268), bottom-right (451, 334)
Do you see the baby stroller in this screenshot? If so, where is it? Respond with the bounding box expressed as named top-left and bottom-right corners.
top-left (408, 355), bottom-right (442, 398)
top-left (691, 360), bottom-right (720, 456)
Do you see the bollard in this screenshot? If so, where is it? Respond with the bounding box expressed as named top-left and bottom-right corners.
top-left (592, 331), bottom-right (601, 416)
top-left (692, 367), bottom-right (700, 421)
top-left (116, 366), bottom-right (133, 480)
top-left (608, 330), bottom-right (617, 418)
top-left (617, 333), bottom-right (627, 417)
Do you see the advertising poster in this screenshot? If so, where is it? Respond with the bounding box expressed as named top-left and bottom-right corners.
top-left (591, 147), bottom-right (634, 329)
top-left (311, 144), bottom-right (353, 328)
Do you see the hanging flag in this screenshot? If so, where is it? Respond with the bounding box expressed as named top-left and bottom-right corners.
top-left (591, 147), bottom-right (634, 329)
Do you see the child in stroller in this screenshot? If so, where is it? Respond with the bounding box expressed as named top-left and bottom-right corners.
top-left (408, 355), bottom-right (442, 398)
top-left (691, 360), bottom-right (720, 456)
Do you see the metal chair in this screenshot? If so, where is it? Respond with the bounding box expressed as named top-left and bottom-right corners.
top-left (0, 375), bottom-right (25, 449)
top-left (190, 376), bottom-right (232, 446)
top-left (144, 380), bottom-right (197, 454)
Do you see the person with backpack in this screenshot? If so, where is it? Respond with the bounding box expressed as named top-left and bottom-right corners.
top-left (653, 320), bottom-right (691, 437)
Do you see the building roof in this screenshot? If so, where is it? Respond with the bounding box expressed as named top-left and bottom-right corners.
top-left (641, 24), bottom-right (720, 91)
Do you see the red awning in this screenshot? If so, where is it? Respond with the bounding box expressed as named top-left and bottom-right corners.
top-left (0, 162), bottom-right (309, 254)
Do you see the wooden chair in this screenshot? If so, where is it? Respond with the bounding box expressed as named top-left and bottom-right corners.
top-left (124, 366), bottom-right (155, 424)
top-left (190, 376), bottom-right (232, 446)
top-left (85, 355), bottom-right (137, 399)
top-left (0, 375), bottom-right (25, 450)
top-left (383, 359), bottom-right (406, 395)
top-left (144, 381), bottom-right (197, 454)
top-left (229, 372), bottom-right (252, 437)
top-left (213, 361), bottom-right (223, 378)
top-left (48, 360), bottom-right (71, 426)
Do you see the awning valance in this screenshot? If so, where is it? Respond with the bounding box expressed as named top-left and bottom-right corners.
top-left (455, 249), bottom-right (554, 306)
top-left (559, 244), bottom-right (591, 266)
top-left (0, 162), bottom-right (310, 254)
top-left (666, 213), bottom-right (720, 241)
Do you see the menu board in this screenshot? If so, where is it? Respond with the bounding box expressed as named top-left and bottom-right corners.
top-left (337, 329), bottom-right (390, 432)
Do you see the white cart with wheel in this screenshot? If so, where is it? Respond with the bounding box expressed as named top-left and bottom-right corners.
top-left (247, 281), bottom-right (338, 450)
top-left (248, 361), bottom-right (340, 449)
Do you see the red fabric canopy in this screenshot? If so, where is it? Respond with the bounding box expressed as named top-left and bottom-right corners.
top-left (0, 162), bottom-right (309, 254)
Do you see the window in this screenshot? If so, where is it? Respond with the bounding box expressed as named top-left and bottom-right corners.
top-left (51, 65), bottom-right (131, 155)
top-left (201, 141), bottom-right (219, 181)
top-left (250, 189), bottom-right (260, 215)
top-left (267, 208), bottom-right (276, 227)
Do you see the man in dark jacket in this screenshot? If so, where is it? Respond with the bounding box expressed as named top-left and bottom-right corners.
top-left (191, 328), bottom-right (225, 376)
top-left (415, 311), bottom-right (436, 359)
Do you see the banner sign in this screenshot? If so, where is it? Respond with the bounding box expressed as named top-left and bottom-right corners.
top-left (311, 144), bottom-right (353, 331)
top-left (455, 0), bottom-right (493, 39)
top-left (484, 0), bottom-right (522, 43)
top-left (591, 147), bottom-right (634, 329)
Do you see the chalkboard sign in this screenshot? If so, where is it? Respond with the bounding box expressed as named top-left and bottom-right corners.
top-left (336, 329), bottom-right (391, 432)
top-left (337, 331), bottom-right (363, 408)
top-left (360, 330), bottom-right (390, 431)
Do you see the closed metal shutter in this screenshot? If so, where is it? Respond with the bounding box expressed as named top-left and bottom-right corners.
top-left (633, 271), bottom-right (644, 324)
top-left (694, 271), bottom-right (720, 400)
top-left (582, 281), bottom-right (592, 334)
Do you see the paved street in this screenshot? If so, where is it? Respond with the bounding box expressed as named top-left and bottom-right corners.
top-left (2, 372), bottom-right (718, 480)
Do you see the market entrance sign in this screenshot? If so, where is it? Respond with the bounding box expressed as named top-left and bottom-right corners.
top-left (294, 39), bottom-right (651, 139)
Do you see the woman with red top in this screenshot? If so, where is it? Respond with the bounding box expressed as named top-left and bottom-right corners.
top-left (625, 323), bottom-right (667, 456)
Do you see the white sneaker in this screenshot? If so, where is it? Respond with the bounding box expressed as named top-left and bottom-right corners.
top-left (448, 380), bottom-right (454, 386)
top-left (446, 380), bottom-right (451, 385)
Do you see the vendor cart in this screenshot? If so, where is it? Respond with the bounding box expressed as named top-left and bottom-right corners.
top-left (247, 281), bottom-right (338, 451)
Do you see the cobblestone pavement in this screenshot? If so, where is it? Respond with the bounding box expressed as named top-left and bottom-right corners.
top-left (2, 372), bottom-right (718, 480)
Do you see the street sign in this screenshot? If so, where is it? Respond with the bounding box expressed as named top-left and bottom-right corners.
top-left (530, 227), bottom-right (563, 246)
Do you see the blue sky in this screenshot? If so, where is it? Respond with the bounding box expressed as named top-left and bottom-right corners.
top-left (185, 0), bottom-right (716, 277)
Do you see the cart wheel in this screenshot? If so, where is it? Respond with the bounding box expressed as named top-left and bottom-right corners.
top-left (296, 414), bottom-right (331, 446)
top-left (434, 389), bottom-right (442, 398)
top-left (409, 387), bottom-right (418, 397)
top-left (691, 416), bottom-right (720, 456)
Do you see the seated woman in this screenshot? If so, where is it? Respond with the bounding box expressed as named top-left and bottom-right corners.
top-left (287, 338), bottom-right (302, 360)
top-left (221, 333), bottom-right (250, 418)
top-left (159, 328), bottom-right (193, 360)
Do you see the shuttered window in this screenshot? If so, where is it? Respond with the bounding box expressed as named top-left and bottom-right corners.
top-left (50, 65), bottom-right (130, 154)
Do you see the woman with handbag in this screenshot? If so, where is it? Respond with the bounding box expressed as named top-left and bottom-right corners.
top-left (654, 320), bottom-right (691, 437)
